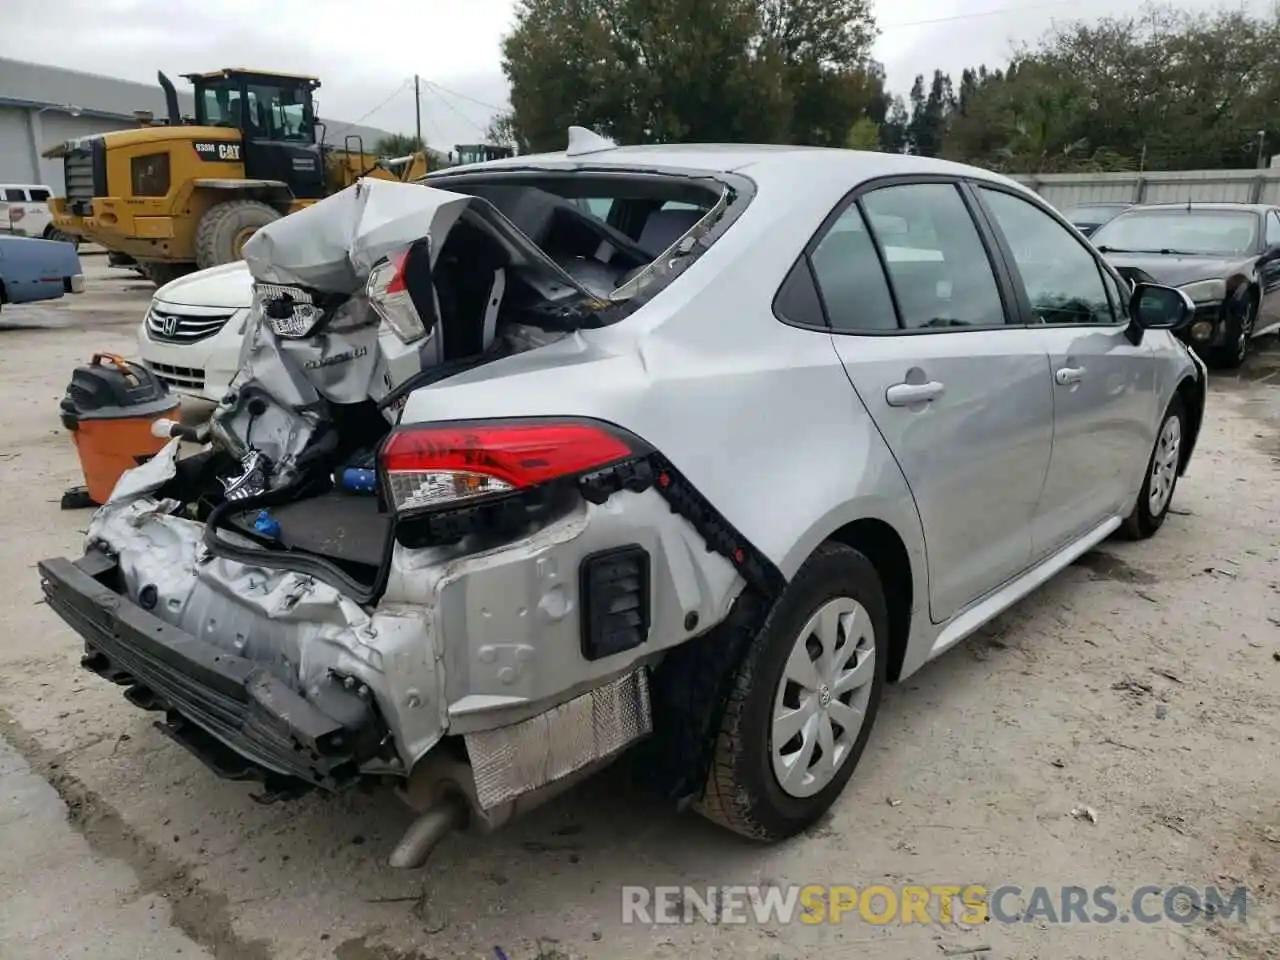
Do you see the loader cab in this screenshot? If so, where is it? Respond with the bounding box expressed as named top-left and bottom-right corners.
top-left (187, 69), bottom-right (326, 199)
top-left (453, 144), bottom-right (515, 166)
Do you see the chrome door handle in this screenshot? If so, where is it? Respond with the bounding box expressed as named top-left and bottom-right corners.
top-left (1055, 366), bottom-right (1085, 385)
top-left (885, 381), bottom-right (945, 406)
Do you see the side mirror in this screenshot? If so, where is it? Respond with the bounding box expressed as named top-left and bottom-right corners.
top-left (1126, 283), bottom-right (1194, 343)
top-left (1264, 242), bottom-right (1280, 261)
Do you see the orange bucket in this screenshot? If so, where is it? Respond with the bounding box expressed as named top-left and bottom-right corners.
top-left (59, 353), bottom-right (180, 505)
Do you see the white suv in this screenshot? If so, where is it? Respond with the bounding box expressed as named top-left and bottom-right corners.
top-left (137, 261), bottom-right (253, 402)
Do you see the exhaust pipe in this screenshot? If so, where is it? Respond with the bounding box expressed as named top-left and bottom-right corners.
top-left (157, 71), bottom-right (181, 126)
top-left (388, 793), bottom-right (467, 869)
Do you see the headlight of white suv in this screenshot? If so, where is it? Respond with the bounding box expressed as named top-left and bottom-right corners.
top-left (1177, 278), bottom-right (1226, 304)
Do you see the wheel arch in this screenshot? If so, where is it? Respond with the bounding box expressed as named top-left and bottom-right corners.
top-left (825, 518), bottom-right (916, 683)
top-left (1174, 373), bottom-right (1205, 475)
top-left (191, 179), bottom-right (294, 211)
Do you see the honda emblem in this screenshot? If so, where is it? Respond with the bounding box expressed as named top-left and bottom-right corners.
top-left (161, 314), bottom-right (178, 338)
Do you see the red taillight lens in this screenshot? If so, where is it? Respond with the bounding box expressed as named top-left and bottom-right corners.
top-left (380, 419), bottom-right (645, 515)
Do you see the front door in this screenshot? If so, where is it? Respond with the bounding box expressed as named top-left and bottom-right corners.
top-left (811, 180), bottom-right (1054, 623)
top-left (239, 80), bottom-right (326, 200)
top-left (972, 184), bottom-right (1158, 554)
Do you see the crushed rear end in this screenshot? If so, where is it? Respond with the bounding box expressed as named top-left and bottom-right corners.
top-left (39, 171), bottom-right (751, 863)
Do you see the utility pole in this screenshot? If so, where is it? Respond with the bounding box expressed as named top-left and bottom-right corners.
top-left (414, 74), bottom-right (423, 150)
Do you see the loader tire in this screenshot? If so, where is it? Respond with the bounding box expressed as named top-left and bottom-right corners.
top-left (138, 261), bottom-right (191, 288)
top-left (195, 199), bottom-right (280, 270)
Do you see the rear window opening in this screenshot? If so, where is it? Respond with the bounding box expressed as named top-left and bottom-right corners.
top-left (182, 170), bottom-right (751, 603)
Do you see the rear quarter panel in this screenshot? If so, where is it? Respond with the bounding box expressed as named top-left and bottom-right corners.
top-left (0, 236), bottom-right (81, 303)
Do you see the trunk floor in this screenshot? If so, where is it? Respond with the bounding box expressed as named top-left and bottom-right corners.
top-left (228, 491), bottom-right (389, 569)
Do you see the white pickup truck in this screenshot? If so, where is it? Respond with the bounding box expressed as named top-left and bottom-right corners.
top-left (0, 183), bottom-right (78, 246)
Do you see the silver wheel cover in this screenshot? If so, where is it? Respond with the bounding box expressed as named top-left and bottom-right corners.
top-left (770, 597), bottom-right (876, 799)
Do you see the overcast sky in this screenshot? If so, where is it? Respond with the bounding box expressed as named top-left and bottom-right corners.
top-left (0, 0), bottom-right (1260, 150)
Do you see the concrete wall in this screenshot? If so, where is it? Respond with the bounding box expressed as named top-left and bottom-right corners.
top-left (1012, 168), bottom-right (1280, 208)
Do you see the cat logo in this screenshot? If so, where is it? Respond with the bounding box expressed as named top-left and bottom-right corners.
top-left (193, 141), bottom-right (242, 163)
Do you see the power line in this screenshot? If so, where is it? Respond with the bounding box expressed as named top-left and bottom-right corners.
top-left (421, 80), bottom-right (508, 115)
top-left (422, 81), bottom-right (492, 138)
top-left (880, 0), bottom-right (1094, 31)
top-left (330, 78), bottom-right (411, 134)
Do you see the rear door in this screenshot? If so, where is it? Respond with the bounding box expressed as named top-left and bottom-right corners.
top-left (971, 184), bottom-right (1157, 554)
top-left (813, 178), bottom-right (1054, 623)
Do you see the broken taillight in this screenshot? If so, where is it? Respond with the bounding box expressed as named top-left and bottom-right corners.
top-left (367, 246), bottom-right (430, 344)
top-left (379, 418), bottom-right (649, 515)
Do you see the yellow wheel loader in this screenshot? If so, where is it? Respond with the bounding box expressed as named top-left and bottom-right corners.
top-left (44, 69), bottom-right (430, 285)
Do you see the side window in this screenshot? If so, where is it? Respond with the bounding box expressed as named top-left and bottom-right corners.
top-left (808, 204), bottom-right (898, 332)
top-left (1266, 211), bottom-right (1280, 247)
top-left (861, 183), bottom-right (1008, 329)
top-left (978, 187), bottom-right (1117, 326)
top-left (1100, 266), bottom-right (1131, 321)
top-left (29, 188), bottom-right (50, 202)
top-left (579, 198), bottom-right (615, 220)
top-left (3, 189), bottom-right (26, 202)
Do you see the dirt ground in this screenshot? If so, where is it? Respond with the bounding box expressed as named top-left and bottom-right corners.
top-left (0, 258), bottom-right (1277, 960)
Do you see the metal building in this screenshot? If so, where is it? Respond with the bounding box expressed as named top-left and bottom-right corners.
top-left (0, 56), bottom-right (394, 195)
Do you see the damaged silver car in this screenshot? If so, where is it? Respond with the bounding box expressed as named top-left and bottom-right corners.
top-left (40, 134), bottom-right (1207, 867)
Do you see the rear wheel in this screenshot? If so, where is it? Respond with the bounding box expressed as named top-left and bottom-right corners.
top-left (195, 199), bottom-right (280, 270)
top-left (1120, 394), bottom-right (1184, 540)
top-left (694, 542), bottom-right (886, 841)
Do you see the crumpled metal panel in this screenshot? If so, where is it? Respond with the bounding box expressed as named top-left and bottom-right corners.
top-left (465, 668), bottom-right (652, 810)
top-left (242, 179), bottom-right (471, 295)
top-left (86, 449), bottom-right (450, 767)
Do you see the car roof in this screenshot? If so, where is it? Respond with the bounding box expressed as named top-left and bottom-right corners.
top-left (439, 143), bottom-right (1027, 192)
top-left (1131, 202), bottom-right (1272, 214)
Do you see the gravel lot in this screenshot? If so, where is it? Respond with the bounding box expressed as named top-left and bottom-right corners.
top-left (1, 257), bottom-right (1277, 960)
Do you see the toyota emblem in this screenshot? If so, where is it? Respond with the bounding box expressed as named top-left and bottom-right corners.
top-left (161, 314), bottom-right (179, 338)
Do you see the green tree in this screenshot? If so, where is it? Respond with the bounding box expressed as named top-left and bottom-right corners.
top-left (846, 116), bottom-right (880, 151)
top-left (499, 0), bottom-right (885, 151)
top-left (373, 133), bottom-right (424, 156)
top-left (371, 133), bottom-right (449, 167)
top-left (941, 4), bottom-right (1280, 173)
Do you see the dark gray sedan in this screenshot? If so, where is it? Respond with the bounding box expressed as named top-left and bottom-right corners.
top-left (1092, 202), bottom-right (1280, 368)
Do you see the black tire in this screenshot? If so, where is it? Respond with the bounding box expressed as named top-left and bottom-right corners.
top-left (42, 225), bottom-right (80, 250)
top-left (694, 541), bottom-right (887, 841)
top-left (1120, 393), bottom-right (1185, 541)
top-left (194, 199), bottom-right (280, 270)
top-left (1205, 287), bottom-right (1256, 370)
top-left (138, 261), bottom-right (192, 288)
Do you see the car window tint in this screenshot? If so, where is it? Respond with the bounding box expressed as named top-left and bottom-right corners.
top-left (3, 189), bottom-right (25, 201)
top-left (29, 188), bottom-right (50, 202)
top-left (775, 258), bottom-right (826, 328)
top-left (579, 198), bottom-right (614, 220)
top-left (861, 183), bottom-right (1007, 329)
top-left (809, 204), bottom-right (898, 332)
top-left (1267, 212), bottom-right (1280, 247)
top-left (979, 187), bottom-right (1117, 326)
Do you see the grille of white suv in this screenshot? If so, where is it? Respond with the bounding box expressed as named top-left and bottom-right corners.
top-left (146, 303), bottom-right (236, 344)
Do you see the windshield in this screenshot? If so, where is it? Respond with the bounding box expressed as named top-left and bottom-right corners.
top-left (196, 78), bottom-right (313, 142)
top-left (1092, 210), bottom-right (1258, 256)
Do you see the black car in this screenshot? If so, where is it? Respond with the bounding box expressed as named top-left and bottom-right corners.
top-left (1063, 201), bottom-right (1133, 237)
top-left (1091, 202), bottom-right (1280, 368)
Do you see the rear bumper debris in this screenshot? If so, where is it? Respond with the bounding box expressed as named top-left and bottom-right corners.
top-left (38, 551), bottom-right (386, 793)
